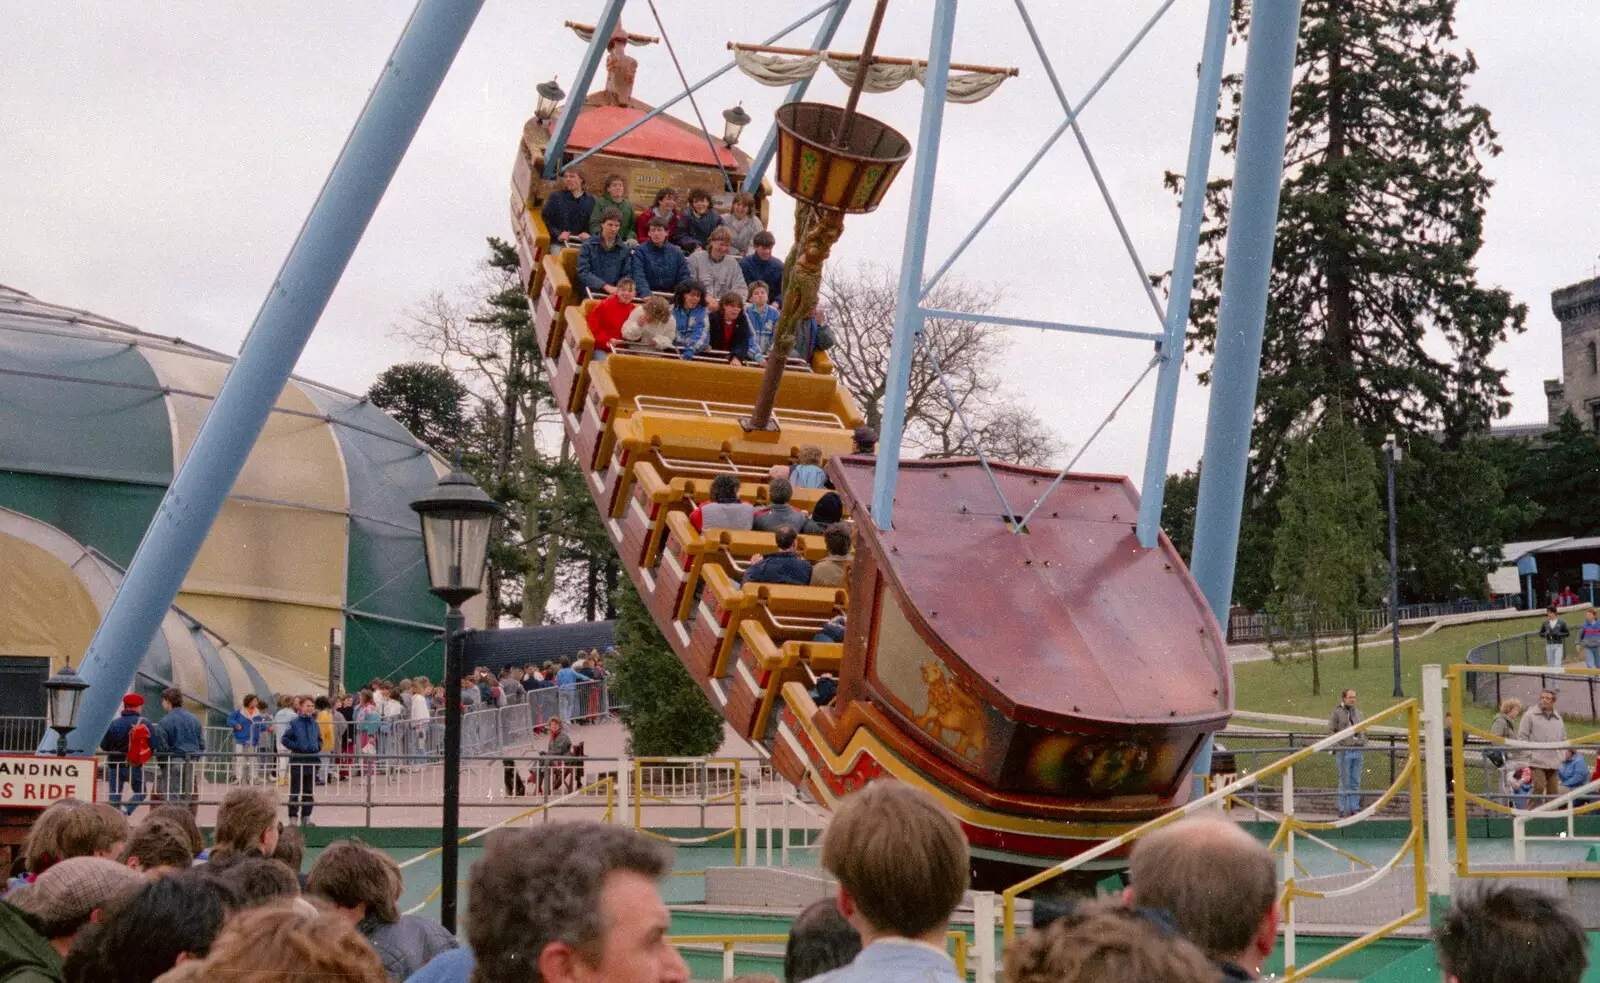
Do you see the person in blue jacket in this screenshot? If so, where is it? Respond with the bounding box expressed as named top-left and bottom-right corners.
top-left (739, 231), bottom-right (784, 302)
top-left (671, 281), bottom-right (710, 359)
top-left (156, 687), bottom-right (203, 806)
top-left (575, 211), bottom-right (635, 296)
top-left (742, 526), bottom-right (814, 586)
top-left (227, 694), bottom-right (262, 785)
top-left (282, 696), bottom-right (324, 827)
top-left (629, 218), bottom-right (692, 297)
top-left (101, 692), bottom-right (153, 815)
top-left (1559, 749), bottom-right (1589, 792)
top-left (554, 660), bottom-right (583, 724)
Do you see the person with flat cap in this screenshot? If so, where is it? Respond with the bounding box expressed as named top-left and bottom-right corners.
top-left (0, 855), bottom-right (145, 982)
top-left (851, 427), bottom-right (877, 455)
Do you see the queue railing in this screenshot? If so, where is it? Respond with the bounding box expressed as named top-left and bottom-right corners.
top-left (997, 700), bottom-right (1428, 983)
top-left (1447, 662), bottom-right (1600, 879)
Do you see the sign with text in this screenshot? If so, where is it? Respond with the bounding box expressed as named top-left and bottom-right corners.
top-left (0, 755), bottom-right (96, 807)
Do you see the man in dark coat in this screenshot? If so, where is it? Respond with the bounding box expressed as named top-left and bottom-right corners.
top-left (739, 231), bottom-right (784, 301)
top-left (743, 526), bottom-right (814, 586)
top-left (155, 687), bottom-right (203, 806)
top-left (630, 218), bottom-right (692, 297)
top-left (540, 169), bottom-right (595, 247)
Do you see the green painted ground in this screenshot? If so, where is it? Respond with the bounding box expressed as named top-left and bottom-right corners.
top-left (1362, 932), bottom-right (1600, 982)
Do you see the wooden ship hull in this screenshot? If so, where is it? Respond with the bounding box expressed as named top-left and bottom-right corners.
top-left (513, 77), bottom-right (1232, 879)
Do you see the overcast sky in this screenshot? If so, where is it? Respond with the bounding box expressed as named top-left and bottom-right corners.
top-left (4, 1), bottom-right (1597, 486)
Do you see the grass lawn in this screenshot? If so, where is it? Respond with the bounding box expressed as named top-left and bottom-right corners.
top-left (1232, 611), bottom-right (1561, 730)
top-left (1226, 611), bottom-right (1590, 795)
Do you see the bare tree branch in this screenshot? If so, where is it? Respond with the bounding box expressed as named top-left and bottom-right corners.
top-left (820, 262), bottom-right (1063, 465)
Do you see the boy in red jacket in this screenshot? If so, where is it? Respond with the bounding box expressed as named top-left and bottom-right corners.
top-left (586, 276), bottom-right (638, 356)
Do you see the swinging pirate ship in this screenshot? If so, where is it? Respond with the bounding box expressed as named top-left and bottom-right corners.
top-left (510, 2), bottom-right (1232, 882)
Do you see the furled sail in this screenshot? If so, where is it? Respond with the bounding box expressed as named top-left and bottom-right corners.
top-left (733, 48), bottom-right (1010, 104)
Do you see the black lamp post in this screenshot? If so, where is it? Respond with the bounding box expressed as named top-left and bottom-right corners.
top-left (43, 664), bottom-right (90, 757)
top-left (1383, 434), bottom-right (1403, 698)
top-left (411, 466), bottom-right (502, 935)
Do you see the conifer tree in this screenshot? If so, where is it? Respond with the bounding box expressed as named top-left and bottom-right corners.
top-left (610, 581), bottom-right (725, 757)
top-left (1173, 0), bottom-right (1526, 604)
top-left (1268, 418), bottom-right (1384, 695)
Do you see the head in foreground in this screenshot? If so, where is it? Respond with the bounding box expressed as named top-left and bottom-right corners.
top-left (1125, 814), bottom-right (1277, 977)
top-left (820, 781), bottom-right (970, 945)
top-left (1435, 884), bottom-right (1587, 983)
top-left (1005, 900), bottom-right (1219, 983)
top-left (467, 821), bottom-right (687, 983)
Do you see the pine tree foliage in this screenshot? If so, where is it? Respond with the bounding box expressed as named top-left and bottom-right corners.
top-left (1268, 418), bottom-right (1384, 695)
top-left (366, 362), bottom-right (471, 453)
top-left (1179, 0), bottom-right (1526, 492)
top-left (610, 580), bottom-right (725, 757)
top-left (390, 237), bottom-right (617, 624)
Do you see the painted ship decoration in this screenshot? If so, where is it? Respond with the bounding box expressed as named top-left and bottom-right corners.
top-left (510, 13), bottom-right (1231, 877)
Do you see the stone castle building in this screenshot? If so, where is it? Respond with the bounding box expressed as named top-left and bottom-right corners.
top-left (1547, 274), bottom-right (1600, 431)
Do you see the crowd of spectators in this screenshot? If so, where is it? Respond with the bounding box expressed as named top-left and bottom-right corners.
top-left (0, 772), bottom-right (1589, 983)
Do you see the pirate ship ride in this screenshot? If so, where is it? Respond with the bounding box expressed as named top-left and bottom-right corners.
top-left (510, 8), bottom-right (1232, 876)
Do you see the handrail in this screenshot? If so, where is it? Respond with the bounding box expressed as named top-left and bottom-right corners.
top-left (655, 449), bottom-right (773, 480)
top-left (612, 341), bottom-right (817, 373)
top-left (636, 394), bottom-right (843, 427)
top-left (1447, 662), bottom-right (1600, 879)
top-left (666, 931), bottom-right (971, 980)
top-left (999, 698), bottom-right (1426, 982)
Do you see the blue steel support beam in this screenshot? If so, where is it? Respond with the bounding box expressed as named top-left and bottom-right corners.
top-left (871, 0), bottom-right (957, 531)
top-left (918, 306), bottom-right (1163, 344)
top-left (919, 0), bottom-right (1180, 301)
top-left (1134, 0), bottom-right (1233, 550)
top-left (742, 0), bottom-right (854, 193)
top-left (564, 0), bottom-right (842, 176)
top-left (50, 0), bottom-right (486, 755)
top-left (1190, 0), bottom-right (1305, 625)
top-left (542, 0), bottom-right (628, 179)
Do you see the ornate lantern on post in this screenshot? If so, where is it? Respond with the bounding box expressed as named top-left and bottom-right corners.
top-left (722, 104), bottom-right (752, 148)
top-left (43, 664), bottom-right (90, 757)
top-left (743, 0), bottom-right (910, 433)
top-left (535, 77), bottom-right (565, 125)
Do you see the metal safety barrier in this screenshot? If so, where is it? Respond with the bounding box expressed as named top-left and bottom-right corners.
top-left (996, 699), bottom-right (1428, 983)
top-left (1447, 662), bottom-right (1600, 878)
top-left (668, 931), bottom-right (970, 981)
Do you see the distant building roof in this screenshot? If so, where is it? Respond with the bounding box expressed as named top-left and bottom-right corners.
top-left (463, 621), bottom-right (616, 670)
top-left (1502, 538), bottom-right (1576, 561)
top-left (1487, 421), bottom-right (1552, 439)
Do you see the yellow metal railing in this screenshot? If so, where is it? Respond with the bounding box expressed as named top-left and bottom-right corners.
top-left (1447, 662), bottom-right (1600, 879)
top-left (668, 931), bottom-right (970, 980)
top-left (633, 757), bottom-right (746, 863)
top-left (999, 699), bottom-right (1427, 982)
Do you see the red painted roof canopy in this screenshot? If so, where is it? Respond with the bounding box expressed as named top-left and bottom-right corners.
top-left (566, 105), bottom-right (741, 169)
top-left (832, 457), bottom-right (1231, 727)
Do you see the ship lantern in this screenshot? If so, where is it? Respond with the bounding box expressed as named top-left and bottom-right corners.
top-left (535, 77), bottom-right (566, 124)
top-left (773, 102), bottom-right (910, 214)
top-left (721, 104), bottom-right (752, 148)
